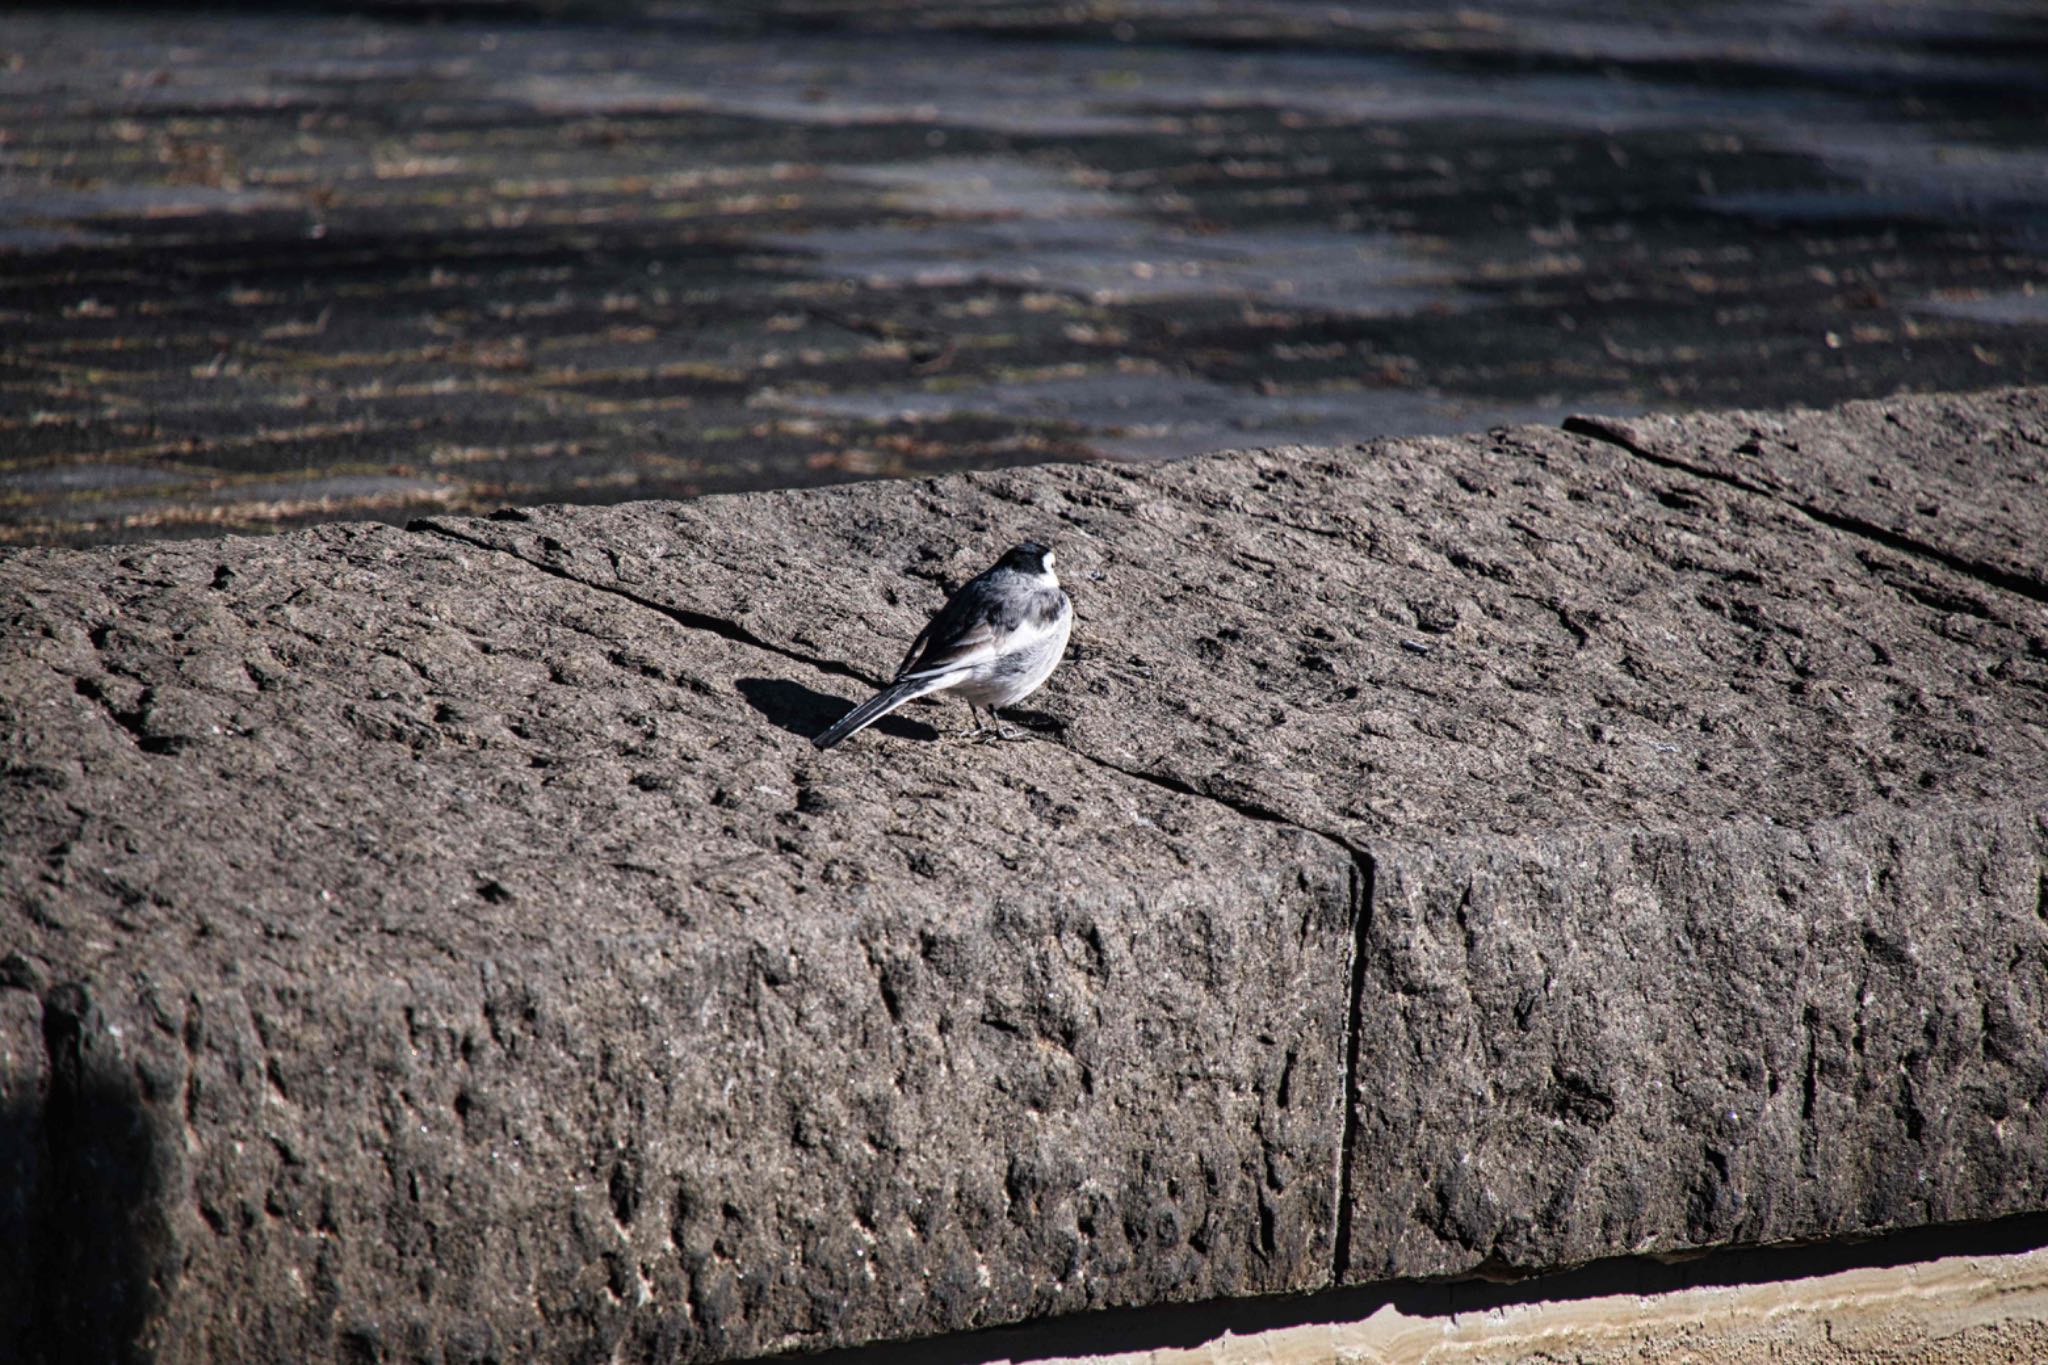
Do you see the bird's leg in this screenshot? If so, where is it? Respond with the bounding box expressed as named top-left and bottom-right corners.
top-left (964, 703), bottom-right (1011, 744)
top-left (984, 706), bottom-right (1026, 742)
top-left (959, 702), bottom-right (1026, 743)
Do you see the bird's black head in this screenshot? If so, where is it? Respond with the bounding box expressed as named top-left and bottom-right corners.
top-left (999, 541), bottom-right (1055, 575)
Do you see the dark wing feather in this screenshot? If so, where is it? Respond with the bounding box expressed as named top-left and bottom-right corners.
top-left (893, 614), bottom-right (943, 680)
top-left (894, 571), bottom-right (1024, 680)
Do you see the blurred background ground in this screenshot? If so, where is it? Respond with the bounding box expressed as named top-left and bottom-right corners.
top-left (1, 0), bottom-right (2044, 546)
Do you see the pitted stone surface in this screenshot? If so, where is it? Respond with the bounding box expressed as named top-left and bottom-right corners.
top-left (1, 524), bottom-right (1352, 1363)
top-left (1353, 804), bottom-right (2048, 1283)
top-left (420, 393), bottom-right (2048, 845)
top-left (1568, 386), bottom-right (2048, 600)
top-left (4, 387), bottom-right (2048, 1361)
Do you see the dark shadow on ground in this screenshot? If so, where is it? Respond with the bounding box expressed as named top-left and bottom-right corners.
top-left (994, 707), bottom-right (1064, 737)
top-left (737, 676), bottom-right (939, 745)
top-left (2, 980), bottom-right (173, 1365)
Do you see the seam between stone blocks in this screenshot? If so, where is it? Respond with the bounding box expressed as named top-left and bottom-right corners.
top-left (1043, 750), bottom-right (1376, 1286)
top-left (416, 519), bottom-right (878, 682)
top-left (411, 516), bottom-right (1378, 1290)
top-left (1039, 749), bottom-right (1378, 1288)
top-left (1332, 851), bottom-right (1373, 1287)
top-left (1562, 415), bottom-right (2048, 607)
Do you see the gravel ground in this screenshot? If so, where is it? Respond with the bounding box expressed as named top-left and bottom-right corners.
top-left (1, 0), bottom-right (2044, 544)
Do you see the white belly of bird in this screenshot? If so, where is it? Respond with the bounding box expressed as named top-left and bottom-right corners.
top-left (952, 608), bottom-right (1072, 708)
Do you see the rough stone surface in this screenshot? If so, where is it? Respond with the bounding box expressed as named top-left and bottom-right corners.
top-left (3, 386), bottom-right (2048, 1361)
top-left (1, 525), bottom-right (1352, 1362)
top-left (419, 391), bottom-right (2048, 845)
top-left (1355, 804), bottom-right (2048, 1282)
top-left (1568, 386), bottom-right (2048, 601)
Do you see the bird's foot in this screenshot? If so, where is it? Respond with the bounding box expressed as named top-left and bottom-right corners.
top-left (961, 707), bottom-right (1028, 743)
top-left (970, 726), bottom-right (1025, 744)
top-left (975, 708), bottom-right (1030, 743)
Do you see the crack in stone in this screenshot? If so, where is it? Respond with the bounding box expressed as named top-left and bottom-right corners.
top-left (1562, 415), bottom-right (2048, 607)
top-left (412, 520), bottom-right (877, 684)
top-left (1331, 850), bottom-right (1374, 1288)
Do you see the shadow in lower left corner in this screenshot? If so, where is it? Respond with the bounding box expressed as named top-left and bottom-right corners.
top-left (738, 677), bottom-right (939, 745)
top-left (3, 981), bottom-right (175, 1365)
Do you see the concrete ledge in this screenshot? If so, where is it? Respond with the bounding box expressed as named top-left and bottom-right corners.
top-left (3, 387), bottom-right (2046, 1360)
top-left (931, 1231), bottom-right (2048, 1365)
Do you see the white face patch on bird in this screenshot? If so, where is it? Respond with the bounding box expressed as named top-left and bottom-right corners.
top-left (1001, 541), bottom-right (1055, 577)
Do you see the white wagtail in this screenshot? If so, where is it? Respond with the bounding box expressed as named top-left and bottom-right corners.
top-left (812, 541), bottom-right (1073, 750)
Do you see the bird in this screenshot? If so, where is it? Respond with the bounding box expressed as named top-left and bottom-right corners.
top-left (812, 541), bottom-right (1073, 750)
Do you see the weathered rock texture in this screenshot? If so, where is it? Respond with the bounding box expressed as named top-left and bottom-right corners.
top-left (1357, 807), bottom-right (2048, 1280)
top-left (1568, 388), bottom-right (2048, 602)
top-left (3, 386), bottom-right (2047, 1361)
top-left (1, 527), bottom-right (1350, 1362)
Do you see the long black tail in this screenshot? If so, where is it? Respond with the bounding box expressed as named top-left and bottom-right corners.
top-left (812, 677), bottom-right (942, 750)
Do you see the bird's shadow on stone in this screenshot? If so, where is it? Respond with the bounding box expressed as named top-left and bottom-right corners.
top-left (737, 677), bottom-right (941, 744)
top-left (999, 708), bottom-right (1065, 736)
